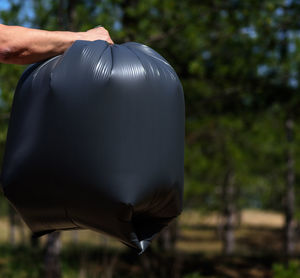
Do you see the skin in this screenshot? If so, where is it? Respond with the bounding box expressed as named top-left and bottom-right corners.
top-left (0, 24), bottom-right (114, 65)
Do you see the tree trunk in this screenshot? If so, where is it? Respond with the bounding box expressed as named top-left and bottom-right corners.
top-left (221, 169), bottom-right (235, 256)
top-left (18, 218), bottom-right (26, 244)
top-left (57, 0), bottom-right (76, 31)
top-left (157, 220), bottom-right (178, 252)
top-left (120, 0), bottom-right (139, 41)
top-left (44, 231), bottom-right (62, 278)
top-left (139, 221), bottom-right (180, 278)
top-left (31, 234), bottom-right (39, 248)
top-left (284, 117), bottom-right (295, 257)
top-left (58, 0), bottom-right (66, 30)
top-left (67, 0), bottom-right (77, 31)
top-left (8, 205), bottom-right (17, 246)
top-left (71, 230), bottom-right (78, 243)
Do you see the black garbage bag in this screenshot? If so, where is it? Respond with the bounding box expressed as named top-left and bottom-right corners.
top-left (0, 40), bottom-right (185, 254)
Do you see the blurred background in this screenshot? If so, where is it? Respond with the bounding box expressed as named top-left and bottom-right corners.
top-left (1, 0), bottom-right (300, 277)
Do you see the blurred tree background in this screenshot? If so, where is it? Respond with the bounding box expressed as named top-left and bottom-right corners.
top-left (2, 0), bottom-right (300, 277)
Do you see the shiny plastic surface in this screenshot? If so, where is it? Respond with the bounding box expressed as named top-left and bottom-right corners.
top-left (0, 40), bottom-right (185, 253)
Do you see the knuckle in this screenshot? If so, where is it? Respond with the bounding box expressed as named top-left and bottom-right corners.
top-left (100, 27), bottom-right (108, 32)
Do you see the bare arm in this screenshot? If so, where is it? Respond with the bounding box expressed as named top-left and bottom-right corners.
top-left (0, 24), bottom-right (114, 65)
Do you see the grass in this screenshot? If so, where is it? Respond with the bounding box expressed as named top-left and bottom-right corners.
top-left (0, 208), bottom-right (285, 253)
top-left (0, 208), bottom-right (298, 278)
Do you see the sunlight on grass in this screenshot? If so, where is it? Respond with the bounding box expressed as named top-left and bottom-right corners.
top-left (0, 209), bottom-right (285, 254)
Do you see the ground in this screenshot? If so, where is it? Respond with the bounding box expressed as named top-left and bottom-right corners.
top-left (0, 209), bottom-right (299, 277)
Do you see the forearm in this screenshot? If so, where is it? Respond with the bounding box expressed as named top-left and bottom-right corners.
top-left (0, 25), bottom-right (83, 65)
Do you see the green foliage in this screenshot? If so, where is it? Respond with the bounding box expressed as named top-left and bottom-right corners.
top-left (273, 261), bottom-right (300, 278)
top-left (0, 244), bottom-right (43, 278)
top-left (183, 272), bottom-right (205, 278)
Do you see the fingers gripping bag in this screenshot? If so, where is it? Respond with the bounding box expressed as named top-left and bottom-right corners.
top-left (0, 40), bottom-right (185, 254)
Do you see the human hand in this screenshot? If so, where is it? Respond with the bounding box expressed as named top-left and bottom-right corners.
top-left (80, 26), bottom-right (114, 44)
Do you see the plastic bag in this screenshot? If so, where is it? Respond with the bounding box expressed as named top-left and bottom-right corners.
top-left (0, 40), bottom-right (185, 254)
